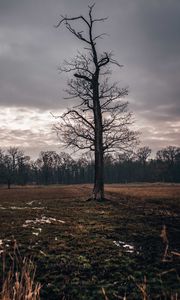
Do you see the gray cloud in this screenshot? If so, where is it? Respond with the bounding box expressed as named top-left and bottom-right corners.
top-left (0, 0), bottom-right (180, 154)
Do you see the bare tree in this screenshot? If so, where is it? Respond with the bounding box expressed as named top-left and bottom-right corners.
top-left (156, 146), bottom-right (180, 165)
top-left (55, 4), bottom-right (138, 200)
top-left (2, 147), bottom-right (26, 188)
top-left (136, 146), bottom-right (152, 166)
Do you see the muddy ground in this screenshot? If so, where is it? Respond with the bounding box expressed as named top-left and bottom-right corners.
top-left (0, 184), bottom-right (180, 299)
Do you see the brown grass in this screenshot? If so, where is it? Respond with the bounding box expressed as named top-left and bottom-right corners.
top-left (0, 184), bottom-right (91, 202)
top-left (0, 183), bottom-right (179, 202)
top-left (105, 183), bottom-right (180, 199)
top-left (0, 240), bottom-right (41, 300)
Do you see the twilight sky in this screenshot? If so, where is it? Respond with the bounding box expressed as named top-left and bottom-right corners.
top-left (0, 0), bottom-right (180, 158)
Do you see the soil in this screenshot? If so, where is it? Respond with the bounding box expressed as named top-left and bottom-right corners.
top-left (0, 184), bottom-right (180, 299)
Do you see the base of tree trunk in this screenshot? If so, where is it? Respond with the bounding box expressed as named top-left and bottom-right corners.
top-left (86, 197), bottom-right (110, 202)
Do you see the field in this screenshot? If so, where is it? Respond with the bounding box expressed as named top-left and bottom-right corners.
top-left (0, 184), bottom-right (180, 299)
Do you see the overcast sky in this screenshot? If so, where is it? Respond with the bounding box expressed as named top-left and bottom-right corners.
top-left (0, 0), bottom-right (180, 158)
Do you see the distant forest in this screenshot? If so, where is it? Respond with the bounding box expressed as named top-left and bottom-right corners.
top-left (0, 145), bottom-right (180, 188)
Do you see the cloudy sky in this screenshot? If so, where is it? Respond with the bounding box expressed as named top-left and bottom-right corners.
top-left (0, 0), bottom-right (180, 158)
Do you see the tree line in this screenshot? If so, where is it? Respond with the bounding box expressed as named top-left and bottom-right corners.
top-left (0, 146), bottom-right (179, 188)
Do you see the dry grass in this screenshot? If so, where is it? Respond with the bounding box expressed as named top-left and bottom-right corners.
top-left (0, 240), bottom-right (41, 300)
top-left (0, 183), bottom-right (179, 203)
top-left (0, 184), bottom-right (91, 202)
top-left (105, 183), bottom-right (180, 199)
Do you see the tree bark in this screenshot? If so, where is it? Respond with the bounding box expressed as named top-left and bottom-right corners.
top-left (7, 179), bottom-right (11, 189)
top-left (92, 75), bottom-right (104, 200)
top-left (93, 144), bottom-right (104, 200)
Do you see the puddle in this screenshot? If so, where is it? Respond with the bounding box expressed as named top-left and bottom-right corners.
top-left (113, 240), bottom-right (135, 253)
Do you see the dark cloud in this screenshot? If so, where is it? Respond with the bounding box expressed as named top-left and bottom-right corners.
top-left (0, 0), bottom-right (180, 154)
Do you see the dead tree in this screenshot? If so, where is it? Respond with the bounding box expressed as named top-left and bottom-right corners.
top-left (55, 4), bottom-right (138, 200)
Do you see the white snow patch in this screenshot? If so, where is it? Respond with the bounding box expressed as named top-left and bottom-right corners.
top-left (0, 202), bottom-right (44, 210)
top-left (23, 216), bottom-right (65, 228)
top-left (113, 240), bottom-right (135, 253)
top-left (32, 232), bottom-right (39, 236)
top-left (10, 206), bottom-right (29, 210)
top-left (32, 228), bottom-right (42, 236)
top-left (9, 206), bottom-right (44, 210)
top-left (0, 206), bottom-right (6, 210)
top-left (27, 201), bottom-right (34, 205)
top-left (32, 207), bottom-right (45, 210)
top-left (0, 239), bottom-right (10, 252)
top-left (40, 250), bottom-right (47, 256)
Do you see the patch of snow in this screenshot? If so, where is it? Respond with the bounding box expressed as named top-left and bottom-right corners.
top-left (10, 206), bottom-right (44, 210)
top-left (10, 206), bottom-right (29, 210)
top-left (0, 206), bottom-right (6, 210)
top-left (27, 201), bottom-right (34, 205)
top-left (0, 203), bottom-right (44, 210)
top-left (23, 216), bottom-right (65, 227)
top-left (32, 207), bottom-right (45, 210)
top-left (32, 228), bottom-right (42, 236)
top-left (32, 232), bottom-right (39, 236)
top-left (113, 240), bottom-right (135, 253)
top-left (0, 239), bottom-right (9, 251)
top-left (40, 250), bottom-right (47, 256)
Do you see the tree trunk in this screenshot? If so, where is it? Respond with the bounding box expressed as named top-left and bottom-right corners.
top-left (7, 179), bottom-right (11, 189)
top-left (93, 145), bottom-right (104, 200)
top-left (92, 76), bottom-right (104, 201)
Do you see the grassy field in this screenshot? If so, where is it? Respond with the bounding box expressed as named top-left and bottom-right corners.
top-left (0, 184), bottom-right (180, 299)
